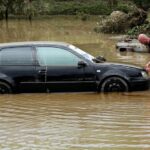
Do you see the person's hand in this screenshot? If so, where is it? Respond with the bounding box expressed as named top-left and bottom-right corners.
top-left (138, 34), bottom-right (150, 45)
top-left (145, 61), bottom-right (150, 72)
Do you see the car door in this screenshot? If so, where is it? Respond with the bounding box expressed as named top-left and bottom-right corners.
top-left (0, 46), bottom-right (39, 92)
top-left (35, 46), bottom-right (97, 92)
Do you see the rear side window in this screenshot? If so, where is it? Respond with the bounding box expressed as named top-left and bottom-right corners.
top-left (0, 47), bottom-right (34, 65)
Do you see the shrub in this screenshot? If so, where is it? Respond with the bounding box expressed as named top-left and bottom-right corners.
top-left (127, 23), bottom-right (150, 36)
top-left (116, 3), bottom-right (133, 13)
top-left (49, 1), bottom-right (112, 15)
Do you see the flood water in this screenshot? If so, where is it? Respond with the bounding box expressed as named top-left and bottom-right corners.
top-left (0, 16), bottom-right (150, 150)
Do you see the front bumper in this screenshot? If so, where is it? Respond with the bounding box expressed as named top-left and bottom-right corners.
top-left (129, 78), bottom-right (150, 91)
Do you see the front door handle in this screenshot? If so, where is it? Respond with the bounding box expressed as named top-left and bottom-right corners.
top-left (38, 69), bottom-right (46, 74)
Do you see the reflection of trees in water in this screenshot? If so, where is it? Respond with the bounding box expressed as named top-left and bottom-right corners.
top-left (117, 51), bottom-right (150, 66)
top-left (0, 20), bottom-right (51, 42)
top-left (0, 18), bottom-right (101, 43)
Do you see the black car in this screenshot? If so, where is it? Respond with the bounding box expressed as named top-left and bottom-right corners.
top-left (0, 41), bottom-right (149, 94)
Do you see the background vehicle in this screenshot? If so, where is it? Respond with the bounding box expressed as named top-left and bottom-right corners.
top-left (0, 41), bottom-right (149, 94)
top-left (116, 39), bottom-right (149, 52)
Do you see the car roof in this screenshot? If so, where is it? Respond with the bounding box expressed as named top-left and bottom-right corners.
top-left (0, 41), bottom-right (70, 48)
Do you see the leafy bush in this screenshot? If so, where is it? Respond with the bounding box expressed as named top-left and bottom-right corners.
top-left (94, 11), bottom-right (129, 33)
top-left (127, 23), bottom-right (150, 36)
top-left (49, 1), bottom-right (112, 15)
top-left (116, 2), bottom-right (134, 13)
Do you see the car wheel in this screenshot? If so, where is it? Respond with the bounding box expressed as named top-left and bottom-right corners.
top-left (0, 82), bottom-right (12, 94)
top-left (101, 76), bottom-right (129, 92)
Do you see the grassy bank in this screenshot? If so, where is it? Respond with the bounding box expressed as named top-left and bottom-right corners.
top-left (48, 1), bottom-right (111, 15)
top-left (44, 0), bottom-right (137, 15)
top-left (0, 0), bottom-right (138, 20)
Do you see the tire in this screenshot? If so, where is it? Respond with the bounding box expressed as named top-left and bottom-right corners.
top-left (100, 76), bottom-right (129, 92)
top-left (0, 82), bottom-right (12, 94)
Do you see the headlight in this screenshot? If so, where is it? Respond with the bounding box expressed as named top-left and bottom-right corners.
top-left (141, 71), bottom-right (149, 79)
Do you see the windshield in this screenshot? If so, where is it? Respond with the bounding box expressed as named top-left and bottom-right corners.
top-left (68, 45), bottom-right (95, 62)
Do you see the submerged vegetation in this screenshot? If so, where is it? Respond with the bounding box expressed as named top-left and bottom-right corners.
top-left (94, 6), bottom-right (147, 33)
top-left (94, 0), bottom-right (150, 35)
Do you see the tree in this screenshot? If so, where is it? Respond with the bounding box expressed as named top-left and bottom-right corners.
top-left (0, 0), bottom-right (14, 20)
top-left (23, 0), bottom-right (49, 21)
top-left (0, 0), bottom-right (49, 20)
top-left (132, 0), bottom-right (150, 10)
top-left (107, 0), bottom-right (118, 7)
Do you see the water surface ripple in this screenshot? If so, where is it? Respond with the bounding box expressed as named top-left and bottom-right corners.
top-left (0, 93), bottom-right (150, 150)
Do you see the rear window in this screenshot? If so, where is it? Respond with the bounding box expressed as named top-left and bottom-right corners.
top-left (0, 47), bottom-right (34, 65)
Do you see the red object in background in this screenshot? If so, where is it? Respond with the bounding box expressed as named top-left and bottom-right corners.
top-left (138, 34), bottom-right (150, 45)
top-left (145, 61), bottom-right (150, 72)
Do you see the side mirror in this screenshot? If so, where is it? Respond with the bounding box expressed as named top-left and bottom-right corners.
top-left (96, 56), bottom-right (106, 62)
top-left (78, 61), bottom-right (87, 68)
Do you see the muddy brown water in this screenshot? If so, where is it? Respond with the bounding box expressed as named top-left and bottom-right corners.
top-left (0, 17), bottom-right (150, 150)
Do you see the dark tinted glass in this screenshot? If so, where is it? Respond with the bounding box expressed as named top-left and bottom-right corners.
top-left (0, 47), bottom-right (34, 65)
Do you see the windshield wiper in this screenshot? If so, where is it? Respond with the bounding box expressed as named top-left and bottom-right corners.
top-left (92, 56), bottom-right (106, 63)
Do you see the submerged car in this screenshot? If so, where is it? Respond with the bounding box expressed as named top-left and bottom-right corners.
top-left (0, 41), bottom-right (149, 94)
top-left (116, 39), bottom-right (149, 52)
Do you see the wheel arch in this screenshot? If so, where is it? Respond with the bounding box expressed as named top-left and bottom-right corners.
top-left (98, 75), bottom-right (131, 92)
top-left (0, 77), bottom-right (16, 92)
top-left (0, 79), bottom-right (13, 88)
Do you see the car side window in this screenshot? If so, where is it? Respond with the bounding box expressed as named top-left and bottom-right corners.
top-left (0, 47), bottom-right (34, 65)
top-left (36, 47), bottom-right (81, 66)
